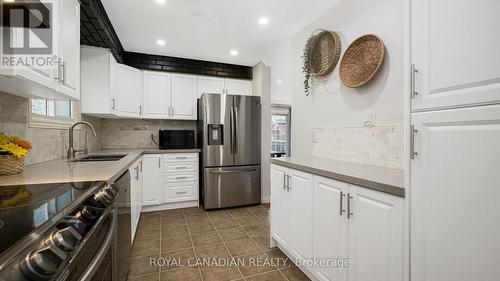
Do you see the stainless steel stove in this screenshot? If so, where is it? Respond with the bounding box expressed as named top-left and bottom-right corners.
top-left (0, 171), bottom-right (131, 281)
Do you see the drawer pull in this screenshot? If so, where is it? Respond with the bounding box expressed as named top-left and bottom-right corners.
top-left (176, 191), bottom-right (187, 195)
top-left (175, 167), bottom-right (187, 169)
top-left (176, 157), bottom-right (187, 160)
top-left (175, 176), bottom-right (188, 180)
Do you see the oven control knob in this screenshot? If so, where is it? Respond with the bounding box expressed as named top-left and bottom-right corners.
top-left (74, 206), bottom-right (97, 223)
top-left (106, 183), bottom-right (119, 197)
top-left (47, 227), bottom-right (82, 252)
top-left (20, 245), bottom-right (67, 280)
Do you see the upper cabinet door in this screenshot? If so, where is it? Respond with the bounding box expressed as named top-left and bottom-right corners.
top-left (411, 0), bottom-right (500, 112)
top-left (113, 64), bottom-right (142, 117)
top-left (143, 71), bottom-right (171, 118)
top-left (313, 176), bottom-right (348, 281)
top-left (58, 0), bottom-right (80, 100)
top-left (225, 79), bottom-right (252, 96)
top-left (198, 76), bottom-right (225, 97)
top-left (171, 74), bottom-right (198, 120)
top-left (347, 185), bottom-right (403, 281)
top-left (411, 105), bottom-right (500, 281)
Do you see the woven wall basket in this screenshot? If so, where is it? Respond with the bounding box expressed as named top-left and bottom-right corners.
top-left (339, 34), bottom-right (385, 88)
top-left (309, 30), bottom-right (341, 77)
top-left (0, 155), bottom-right (25, 176)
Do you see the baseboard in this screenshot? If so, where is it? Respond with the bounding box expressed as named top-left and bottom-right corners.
top-left (274, 239), bottom-right (319, 281)
top-left (261, 195), bottom-right (270, 204)
top-left (142, 200), bottom-right (199, 212)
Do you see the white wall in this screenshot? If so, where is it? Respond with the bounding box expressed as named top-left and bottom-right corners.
top-left (253, 62), bottom-right (272, 203)
top-left (263, 40), bottom-right (292, 105)
top-left (289, 0), bottom-right (404, 159)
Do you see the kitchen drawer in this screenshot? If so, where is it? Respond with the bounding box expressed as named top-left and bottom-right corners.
top-left (164, 181), bottom-right (197, 201)
top-left (164, 172), bottom-right (198, 183)
top-left (163, 153), bottom-right (198, 163)
top-left (164, 162), bottom-right (198, 173)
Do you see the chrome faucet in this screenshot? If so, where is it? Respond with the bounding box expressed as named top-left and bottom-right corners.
top-left (68, 121), bottom-right (97, 159)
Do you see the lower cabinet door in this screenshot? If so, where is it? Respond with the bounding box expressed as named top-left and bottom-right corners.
top-left (288, 169), bottom-right (314, 265)
top-left (313, 176), bottom-right (348, 281)
top-left (142, 155), bottom-right (163, 206)
top-left (270, 165), bottom-right (289, 247)
top-left (347, 185), bottom-right (403, 281)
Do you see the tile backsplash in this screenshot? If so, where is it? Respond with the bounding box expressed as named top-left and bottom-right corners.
top-left (100, 119), bottom-right (196, 149)
top-left (0, 92), bottom-right (102, 165)
top-left (312, 126), bottom-right (403, 169)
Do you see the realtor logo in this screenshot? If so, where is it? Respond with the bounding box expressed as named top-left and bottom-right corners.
top-left (1, 1), bottom-right (52, 54)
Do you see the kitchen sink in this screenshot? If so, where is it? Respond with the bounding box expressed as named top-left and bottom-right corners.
top-left (69, 154), bottom-right (127, 162)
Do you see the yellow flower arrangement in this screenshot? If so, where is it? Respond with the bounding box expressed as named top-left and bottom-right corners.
top-left (0, 133), bottom-right (32, 159)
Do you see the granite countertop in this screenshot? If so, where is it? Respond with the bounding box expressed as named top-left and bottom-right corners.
top-left (270, 156), bottom-right (405, 197)
top-left (0, 148), bottom-right (201, 186)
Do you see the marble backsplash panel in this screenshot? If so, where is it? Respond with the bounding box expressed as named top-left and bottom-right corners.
top-left (101, 119), bottom-right (197, 149)
top-left (312, 126), bottom-right (403, 169)
top-left (0, 92), bottom-right (102, 165)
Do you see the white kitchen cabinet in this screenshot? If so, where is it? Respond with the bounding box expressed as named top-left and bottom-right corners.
top-left (313, 176), bottom-right (348, 281)
top-left (198, 76), bottom-right (225, 97)
top-left (57, 0), bottom-right (80, 99)
top-left (142, 71), bottom-right (171, 118)
top-left (171, 74), bottom-right (198, 120)
top-left (288, 169), bottom-right (314, 265)
top-left (198, 77), bottom-right (252, 97)
top-left (113, 63), bottom-right (142, 118)
top-left (142, 155), bottom-right (163, 206)
top-left (163, 153), bottom-right (199, 203)
top-left (130, 158), bottom-right (143, 243)
top-left (0, 0), bottom-right (80, 101)
top-left (411, 0), bottom-right (500, 112)
top-left (348, 185), bottom-right (403, 281)
top-left (225, 79), bottom-right (252, 96)
top-left (270, 164), bottom-right (290, 247)
top-left (411, 105), bottom-right (500, 281)
top-left (271, 164), bottom-right (404, 281)
top-left (81, 47), bottom-right (142, 118)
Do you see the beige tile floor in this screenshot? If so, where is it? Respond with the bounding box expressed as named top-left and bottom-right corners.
top-left (127, 204), bottom-right (311, 281)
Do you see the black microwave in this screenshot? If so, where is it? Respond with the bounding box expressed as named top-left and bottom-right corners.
top-left (159, 130), bottom-right (195, 149)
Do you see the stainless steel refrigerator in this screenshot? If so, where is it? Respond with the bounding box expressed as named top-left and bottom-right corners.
top-left (198, 93), bottom-right (261, 209)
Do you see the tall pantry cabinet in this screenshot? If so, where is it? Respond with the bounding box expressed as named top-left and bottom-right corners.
top-left (410, 1), bottom-right (500, 281)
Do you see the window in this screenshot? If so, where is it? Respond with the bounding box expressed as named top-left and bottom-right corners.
top-left (271, 105), bottom-right (291, 157)
top-left (30, 99), bottom-right (76, 129)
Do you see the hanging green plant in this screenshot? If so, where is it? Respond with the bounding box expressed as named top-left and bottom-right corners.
top-left (302, 34), bottom-right (317, 96)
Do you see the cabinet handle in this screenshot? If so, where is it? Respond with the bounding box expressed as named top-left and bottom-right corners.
top-left (139, 105), bottom-right (142, 115)
top-left (111, 99), bottom-right (116, 110)
top-left (176, 176), bottom-right (188, 180)
top-left (62, 61), bottom-right (66, 85)
top-left (158, 158), bottom-right (161, 168)
top-left (176, 191), bottom-right (187, 195)
top-left (347, 193), bottom-right (354, 219)
top-left (175, 166), bottom-right (187, 170)
top-left (410, 125), bottom-right (419, 159)
top-left (340, 191), bottom-right (346, 216)
top-left (283, 173), bottom-right (287, 190)
top-left (54, 59), bottom-right (61, 82)
top-left (411, 64), bottom-right (419, 99)
top-left (139, 161), bottom-right (143, 172)
top-left (286, 175), bottom-right (292, 191)
top-left (135, 166), bottom-right (139, 180)
top-left (176, 156), bottom-right (187, 160)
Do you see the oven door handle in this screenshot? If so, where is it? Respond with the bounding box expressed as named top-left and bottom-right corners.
top-left (79, 210), bottom-right (116, 281)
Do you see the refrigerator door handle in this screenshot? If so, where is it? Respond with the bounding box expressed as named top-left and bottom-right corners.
top-left (209, 168), bottom-right (257, 174)
top-left (230, 105), bottom-right (236, 154)
top-left (233, 105), bottom-right (238, 154)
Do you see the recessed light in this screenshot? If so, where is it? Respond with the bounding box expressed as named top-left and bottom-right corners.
top-left (157, 39), bottom-right (166, 46)
top-left (258, 17), bottom-right (269, 26)
top-left (276, 79), bottom-right (283, 84)
top-left (155, 0), bottom-right (166, 4)
top-left (230, 50), bottom-right (239, 56)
